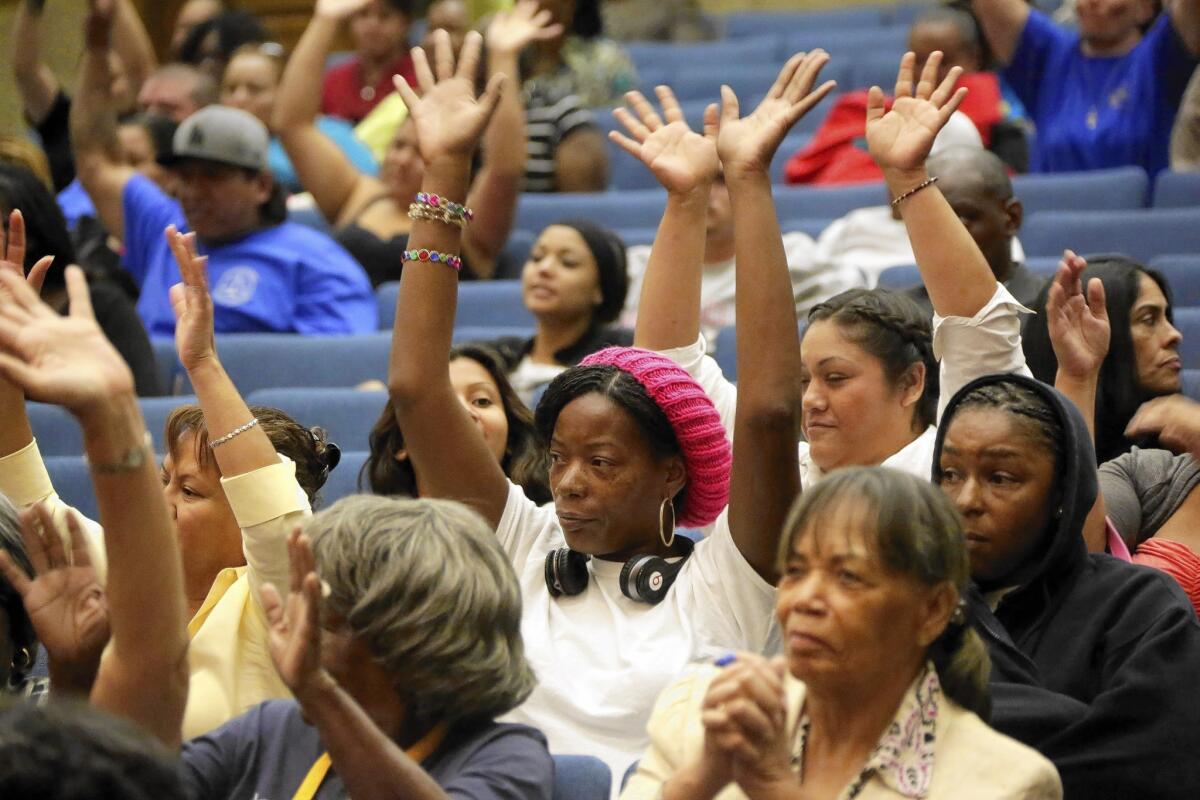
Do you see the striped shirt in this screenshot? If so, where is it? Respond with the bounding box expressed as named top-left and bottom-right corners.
top-left (522, 86), bottom-right (596, 193)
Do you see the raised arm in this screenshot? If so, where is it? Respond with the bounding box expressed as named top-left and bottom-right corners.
top-left (1167, 0), bottom-right (1200, 55)
top-left (1046, 250), bottom-right (1111, 552)
top-left (718, 52), bottom-right (833, 581)
top-left (70, 0), bottom-right (135, 239)
top-left (970, 0), bottom-right (1031, 64)
top-left (867, 52), bottom-right (993, 319)
top-left (261, 531), bottom-right (453, 800)
top-left (0, 212), bottom-right (52, 460)
top-left (465, 0), bottom-right (563, 276)
top-left (387, 31), bottom-right (510, 527)
top-left (0, 267), bottom-right (187, 749)
top-left (12, 0), bottom-right (60, 126)
top-left (111, 0), bottom-right (157, 94)
top-left (273, 0), bottom-right (378, 226)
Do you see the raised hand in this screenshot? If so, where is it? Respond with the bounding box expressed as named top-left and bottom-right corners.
top-left (0, 210), bottom-right (53, 294)
top-left (0, 503), bottom-right (109, 696)
top-left (392, 29), bottom-right (506, 166)
top-left (261, 528), bottom-right (336, 702)
top-left (715, 50), bottom-right (836, 179)
top-left (866, 51), bottom-right (967, 175)
top-left (84, 0), bottom-right (115, 50)
top-left (611, 87), bottom-right (719, 196)
top-left (1047, 250), bottom-right (1110, 380)
top-left (0, 266), bottom-right (133, 416)
top-left (487, 0), bottom-right (563, 56)
top-left (167, 226), bottom-right (217, 373)
top-left (314, 0), bottom-right (371, 21)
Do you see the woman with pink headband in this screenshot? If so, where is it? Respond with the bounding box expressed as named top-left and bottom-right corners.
top-left (384, 30), bottom-right (826, 781)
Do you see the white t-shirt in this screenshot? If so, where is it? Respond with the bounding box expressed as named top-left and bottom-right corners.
top-left (495, 482), bottom-right (776, 791)
top-left (619, 232), bottom-right (864, 349)
top-left (814, 206), bottom-right (1028, 288)
top-left (508, 356), bottom-right (568, 407)
top-left (658, 283), bottom-right (1033, 485)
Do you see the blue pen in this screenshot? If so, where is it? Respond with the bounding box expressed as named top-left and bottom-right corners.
top-left (714, 653), bottom-right (737, 667)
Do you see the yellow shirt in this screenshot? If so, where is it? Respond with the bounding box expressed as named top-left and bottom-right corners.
top-left (0, 439), bottom-right (310, 741)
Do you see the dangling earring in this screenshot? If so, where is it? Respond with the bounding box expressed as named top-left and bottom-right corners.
top-left (659, 497), bottom-right (676, 549)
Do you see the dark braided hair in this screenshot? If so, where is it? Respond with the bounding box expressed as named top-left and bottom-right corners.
top-left (807, 289), bottom-right (939, 431)
top-left (535, 364), bottom-right (688, 517)
top-left (948, 380), bottom-right (1066, 472)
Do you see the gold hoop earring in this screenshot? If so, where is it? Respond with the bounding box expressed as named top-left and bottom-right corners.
top-left (659, 497), bottom-right (676, 549)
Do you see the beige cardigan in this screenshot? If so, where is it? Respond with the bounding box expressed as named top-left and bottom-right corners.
top-left (621, 665), bottom-right (1062, 800)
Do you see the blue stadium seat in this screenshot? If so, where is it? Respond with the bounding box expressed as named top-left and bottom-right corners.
top-left (152, 338), bottom-right (181, 394)
top-left (1024, 256), bottom-right (1063, 276)
top-left (319, 450), bottom-right (367, 508)
top-left (1150, 255), bottom-right (1200, 307)
top-left (141, 396), bottom-right (200, 447)
top-left (177, 334), bottom-right (392, 395)
top-left (1020, 208), bottom-right (1200, 261)
top-left (713, 325), bottom-right (738, 382)
top-left (552, 755), bottom-right (611, 800)
top-left (625, 38), bottom-right (781, 73)
top-left (452, 325), bottom-right (535, 345)
top-left (377, 280), bottom-right (533, 332)
top-left (497, 229), bottom-right (536, 279)
top-left (723, 8), bottom-right (886, 39)
top-left (458, 281), bottom-right (535, 328)
top-left (286, 205), bottom-right (332, 234)
top-left (608, 141), bottom-right (662, 192)
top-left (43, 456), bottom-right (98, 520)
top-left (1183, 369), bottom-right (1200, 402)
top-left (26, 403), bottom-right (82, 457)
top-left (773, 183), bottom-right (888, 221)
top-left (1174, 307), bottom-right (1200, 368)
top-left (670, 65), bottom-right (786, 105)
top-left (849, 51), bottom-right (909, 92)
top-left (246, 388), bottom-right (388, 453)
top-left (515, 190), bottom-right (667, 234)
top-left (1153, 170), bottom-right (1200, 208)
top-left (772, 133), bottom-right (812, 184)
top-left (877, 265), bottom-right (921, 290)
top-left (780, 27), bottom-right (909, 62)
top-left (1012, 167), bottom-right (1149, 215)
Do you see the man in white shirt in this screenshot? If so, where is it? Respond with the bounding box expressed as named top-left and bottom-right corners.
top-left (620, 172), bottom-right (864, 347)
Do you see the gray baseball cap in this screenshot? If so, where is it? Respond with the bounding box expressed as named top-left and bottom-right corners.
top-left (158, 105), bottom-right (270, 171)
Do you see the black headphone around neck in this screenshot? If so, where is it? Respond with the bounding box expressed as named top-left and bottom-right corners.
top-left (543, 538), bottom-right (695, 605)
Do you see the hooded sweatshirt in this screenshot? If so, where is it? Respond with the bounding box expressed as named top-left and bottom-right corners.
top-left (933, 373), bottom-right (1200, 799)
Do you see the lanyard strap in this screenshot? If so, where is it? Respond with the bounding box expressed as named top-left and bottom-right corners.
top-left (291, 723), bottom-right (448, 800)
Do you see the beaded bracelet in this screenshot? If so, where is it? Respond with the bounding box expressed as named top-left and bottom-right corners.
top-left (890, 176), bottom-right (939, 208)
top-left (414, 192), bottom-right (473, 222)
top-left (210, 418), bottom-right (259, 449)
top-left (403, 248), bottom-right (463, 271)
top-left (408, 203), bottom-right (468, 229)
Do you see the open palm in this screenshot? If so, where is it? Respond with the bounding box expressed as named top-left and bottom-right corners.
top-left (866, 51), bottom-right (967, 173)
top-left (0, 268), bottom-right (133, 413)
top-left (261, 529), bottom-right (333, 700)
top-left (716, 50), bottom-right (836, 176)
top-left (487, 0), bottom-right (563, 55)
top-left (611, 87), bottom-right (718, 195)
top-left (0, 504), bottom-right (109, 691)
top-left (393, 30), bottom-right (505, 164)
top-left (1047, 250), bottom-right (1110, 378)
top-left (167, 226), bottom-right (217, 373)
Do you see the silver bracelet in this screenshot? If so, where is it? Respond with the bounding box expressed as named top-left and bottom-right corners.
top-left (209, 418), bottom-right (259, 449)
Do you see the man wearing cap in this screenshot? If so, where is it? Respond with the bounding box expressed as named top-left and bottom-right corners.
top-left (70, 0), bottom-right (375, 338)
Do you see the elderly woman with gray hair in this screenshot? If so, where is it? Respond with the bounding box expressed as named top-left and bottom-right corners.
top-left (178, 494), bottom-right (554, 800)
top-left (623, 468), bottom-right (1061, 800)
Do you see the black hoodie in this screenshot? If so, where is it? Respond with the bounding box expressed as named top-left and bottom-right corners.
top-left (933, 373), bottom-right (1200, 799)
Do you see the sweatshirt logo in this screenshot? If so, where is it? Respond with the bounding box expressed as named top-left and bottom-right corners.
top-left (212, 266), bottom-right (260, 307)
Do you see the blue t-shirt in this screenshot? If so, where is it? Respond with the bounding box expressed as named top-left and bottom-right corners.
top-left (57, 178), bottom-right (97, 229)
top-left (1004, 11), bottom-right (1199, 175)
top-left (121, 174), bottom-right (377, 337)
top-left (269, 116), bottom-right (378, 195)
top-left (181, 700), bottom-right (555, 800)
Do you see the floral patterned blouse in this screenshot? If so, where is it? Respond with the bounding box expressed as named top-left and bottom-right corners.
top-left (522, 36), bottom-right (640, 109)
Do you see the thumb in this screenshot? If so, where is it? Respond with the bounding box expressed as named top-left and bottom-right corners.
top-left (260, 582), bottom-right (285, 628)
top-left (1086, 278), bottom-right (1107, 321)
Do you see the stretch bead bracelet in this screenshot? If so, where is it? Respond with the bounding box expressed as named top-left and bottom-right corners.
top-left (408, 203), bottom-right (468, 229)
top-left (414, 192), bottom-right (473, 222)
top-left (210, 417), bottom-right (259, 449)
top-left (403, 248), bottom-right (463, 271)
top-left (890, 176), bottom-right (939, 208)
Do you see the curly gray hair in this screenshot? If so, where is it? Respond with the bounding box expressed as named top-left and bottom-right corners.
top-left (306, 495), bottom-right (534, 724)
